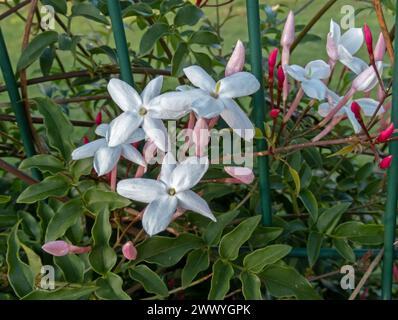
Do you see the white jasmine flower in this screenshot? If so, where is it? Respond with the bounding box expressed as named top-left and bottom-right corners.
top-left (117, 154), bottom-right (216, 236)
top-left (284, 60), bottom-right (331, 100)
top-left (71, 124), bottom-right (145, 176)
top-left (180, 65), bottom-right (260, 141)
top-left (318, 91), bottom-right (384, 133)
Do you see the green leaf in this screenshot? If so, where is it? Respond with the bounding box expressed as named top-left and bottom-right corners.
top-left (261, 264), bottom-right (322, 300)
top-left (89, 209), bottom-right (116, 275)
top-left (37, 202), bottom-right (55, 233)
top-left (316, 202), bottom-right (351, 234)
top-left (174, 4), bottom-right (203, 26)
top-left (208, 259), bottom-right (234, 300)
top-left (45, 198), bottom-right (84, 242)
top-left (240, 271), bottom-right (262, 300)
top-left (41, 0), bottom-right (67, 15)
top-left (70, 158), bottom-right (93, 181)
top-left (134, 233), bottom-right (203, 267)
top-left (0, 195), bottom-right (11, 204)
top-left (54, 254), bottom-right (85, 283)
top-left (249, 226), bottom-right (283, 247)
top-left (203, 210), bottom-right (239, 245)
top-left (243, 244), bottom-right (291, 273)
top-left (71, 3), bottom-right (109, 25)
top-left (20, 154), bottom-right (65, 174)
top-left (334, 221), bottom-right (384, 245)
top-left (122, 3), bottom-right (153, 17)
top-left (95, 272), bottom-right (131, 300)
top-left (22, 287), bottom-right (96, 300)
top-left (299, 189), bottom-right (318, 221)
top-left (219, 215), bottom-right (261, 260)
top-left (307, 232), bottom-right (323, 267)
top-left (172, 42), bottom-right (189, 76)
top-left (33, 97), bottom-right (75, 160)
top-left (6, 222), bottom-right (34, 298)
top-left (17, 31), bottom-right (58, 71)
top-left (17, 174), bottom-right (70, 204)
top-left (39, 46), bottom-right (55, 76)
top-left (333, 239), bottom-right (356, 263)
top-left (288, 166), bottom-right (300, 196)
top-left (327, 145), bottom-right (355, 158)
top-left (140, 23), bottom-right (169, 55)
top-left (129, 265), bottom-right (168, 297)
top-left (189, 31), bottom-right (219, 46)
top-left (181, 248), bottom-right (209, 287)
top-left (20, 244), bottom-right (42, 277)
top-left (83, 188), bottom-right (130, 213)
top-left (88, 45), bottom-right (118, 64)
top-left (19, 211), bottom-right (41, 241)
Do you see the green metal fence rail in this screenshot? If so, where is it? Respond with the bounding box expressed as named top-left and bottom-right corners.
top-left (246, 0), bottom-right (273, 226)
top-left (106, 0), bottom-right (135, 86)
top-left (0, 27), bottom-right (40, 180)
top-left (381, 1), bottom-right (398, 300)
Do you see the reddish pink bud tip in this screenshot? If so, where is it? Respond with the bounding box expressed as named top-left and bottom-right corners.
top-left (268, 48), bottom-right (279, 80)
top-left (122, 241), bottom-right (137, 261)
top-left (277, 66), bottom-right (285, 89)
top-left (42, 241), bottom-right (70, 256)
top-left (377, 123), bottom-right (394, 143)
top-left (83, 136), bottom-right (89, 144)
top-left (379, 155), bottom-right (393, 169)
top-left (95, 111), bottom-right (102, 125)
top-left (270, 108), bottom-right (280, 119)
top-left (363, 24), bottom-right (373, 57)
top-left (195, 0), bottom-right (203, 6)
top-left (350, 101), bottom-right (362, 121)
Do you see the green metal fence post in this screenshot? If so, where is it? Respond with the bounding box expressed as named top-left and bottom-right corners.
top-left (107, 0), bottom-right (135, 86)
top-left (246, 0), bottom-right (272, 226)
top-left (0, 27), bottom-right (40, 180)
top-left (381, 2), bottom-right (398, 300)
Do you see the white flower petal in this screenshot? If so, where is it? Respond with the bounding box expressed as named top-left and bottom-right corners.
top-left (318, 102), bottom-right (333, 117)
top-left (329, 19), bottom-right (341, 45)
top-left (301, 79), bottom-right (327, 100)
top-left (352, 61), bottom-right (383, 92)
top-left (183, 65), bottom-right (216, 92)
top-left (338, 45), bottom-right (368, 74)
top-left (121, 144), bottom-right (146, 167)
top-left (72, 138), bottom-right (107, 160)
top-left (93, 146), bottom-right (121, 176)
top-left (108, 78), bottom-right (142, 112)
top-left (176, 190), bottom-right (215, 221)
top-left (159, 153), bottom-right (177, 186)
top-left (125, 128), bottom-right (146, 144)
top-left (169, 156), bottom-right (209, 192)
top-left (218, 72), bottom-right (260, 98)
top-left (95, 124), bottom-right (109, 137)
top-left (340, 28), bottom-right (364, 55)
top-left (191, 96), bottom-right (224, 118)
top-left (220, 98), bottom-right (254, 141)
top-left (147, 91), bottom-right (194, 119)
top-left (305, 60), bottom-right (331, 79)
top-left (117, 178), bottom-right (167, 203)
top-left (284, 64), bottom-right (306, 82)
top-left (108, 111), bottom-right (142, 147)
top-left (141, 76), bottom-right (163, 105)
top-left (142, 117), bottom-right (169, 152)
top-left (344, 107), bottom-right (362, 133)
top-left (355, 98), bottom-right (384, 116)
top-left (142, 195), bottom-right (178, 236)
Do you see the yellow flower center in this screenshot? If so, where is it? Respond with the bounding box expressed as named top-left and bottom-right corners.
top-left (168, 188), bottom-right (176, 196)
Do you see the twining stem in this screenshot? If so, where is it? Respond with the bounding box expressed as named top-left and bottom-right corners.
top-left (0, 0), bottom-right (30, 20)
top-left (373, 0), bottom-right (394, 64)
top-left (110, 165), bottom-right (117, 191)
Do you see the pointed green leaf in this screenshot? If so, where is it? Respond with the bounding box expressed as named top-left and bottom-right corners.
top-left (182, 248), bottom-right (209, 287)
top-left (208, 259), bottom-right (234, 300)
top-left (243, 244), bottom-right (291, 273)
top-left (129, 265), bottom-right (168, 297)
top-left (95, 272), bottom-right (131, 300)
top-left (240, 271), bottom-right (262, 300)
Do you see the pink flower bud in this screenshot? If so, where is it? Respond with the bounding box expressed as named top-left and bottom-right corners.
top-left (225, 40), bottom-right (245, 77)
top-left (268, 48), bottom-right (278, 80)
top-left (42, 241), bottom-right (70, 256)
top-left (83, 136), bottom-right (89, 144)
top-left (379, 155), bottom-right (393, 170)
top-left (122, 241), bottom-right (137, 261)
top-left (350, 101), bottom-right (362, 121)
top-left (95, 111), bottom-right (102, 125)
top-left (326, 33), bottom-right (338, 62)
top-left (195, 0), bottom-right (203, 6)
top-left (363, 24), bottom-right (373, 58)
top-left (193, 118), bottom-right (209, 157)
top-left (68, 245), bottom-right (91, 254)
top-left (374, 33), bottom-right (386, 62)
top-left (270, 108), bottom-right (280, 119)
top-left (281, 11), bottom-right (295, 48)
top-left (224, 166), bottom-right (255, 184)
top-left (277, 66), bottom-right (285, 90)
top-left (376, 123), bottom-right (394, 143)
